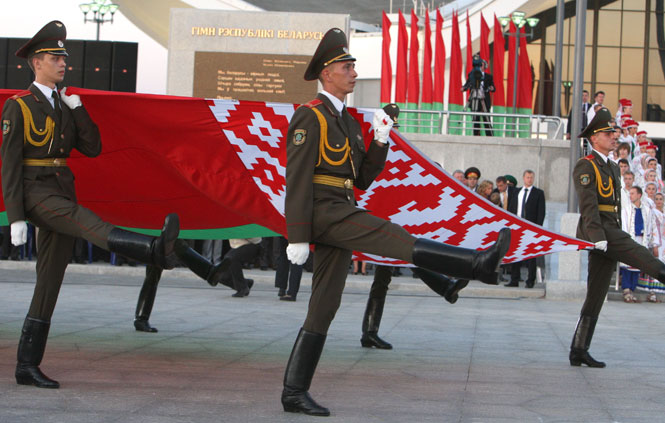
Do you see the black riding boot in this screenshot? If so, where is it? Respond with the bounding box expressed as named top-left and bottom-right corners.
top-left (15, 317), bottom-right (59, 389)
top-left (134, 265), bottom-right (162, 333)
top-left (569, 315), bottom-right (606, 368)
top-left (412, 228), bottom-right (511, 285)
top-left (360, 297), bottom-right (393, 349)
top-left (412, 267), bottom-right (470, 304)
top-left (173, 240), bottom-right (226, 286)
top-left (282, 328), bottom-right (330, 416)
top-left (108, 213), bottom-right (180, 270)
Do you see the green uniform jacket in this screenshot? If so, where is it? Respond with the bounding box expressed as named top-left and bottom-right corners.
top-left (1, 84), bottom-right (101, 224)
top-left (285, 94), bottom-right (389, 243)
top-left (573, 150), bottom-right (622, 243)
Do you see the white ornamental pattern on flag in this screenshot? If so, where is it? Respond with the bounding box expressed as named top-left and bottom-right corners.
top-left (210, 99), bottom-right (591, 265)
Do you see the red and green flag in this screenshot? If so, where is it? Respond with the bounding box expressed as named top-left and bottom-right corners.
top-left (480, 13), bottom-right (490, 64)
top-left (506, 19), bottom-right (518, 136)
top-left (380, 11), bottom-right (392, 105)
top-left (420, 8), bottom-right (434, 134)
top-left (464, 10), bottom-right (474, 134)
top-left (395, 10), bottom-right (409, 119)
top-left (517, 26), bottom-right (533, 137)
top-left (407, 9), bottom-right (420, 132)
top-left (492, 13), bottom-right (507, 136)
top-left (448, 10), bottom-right (464, 135)
top-left (433, 9), bottom-right (446, 113)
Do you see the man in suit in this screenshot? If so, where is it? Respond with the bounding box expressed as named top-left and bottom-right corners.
top-left (570, 107), bottom-right (665, 367)
top-left (493, 176), bottom-right (516, 211)
top-left (279, 28), bottom-right (511, 416)
top-left (1, 21), bottom-right (181, 389)
top-left (566, 89), bottom-right (591, 139)
top-left (506, 170), bottom-right (546, 288)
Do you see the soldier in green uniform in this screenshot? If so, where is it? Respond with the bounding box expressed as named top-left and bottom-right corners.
top-left (570, 107), bottom-right (665, 368)
top-left (280, 28), bottom-right (511, 416)
top-left (1, 21), bottom-right (180, 389)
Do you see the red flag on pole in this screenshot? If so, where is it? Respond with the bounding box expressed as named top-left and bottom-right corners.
top-left (480, 12), bottom-right (490, 63)
top-left (517, 26), bottom-right (533, 111)
top-left (448, 10), bottom-right (464, 134)
top-left (421, 9), bottom-right (433, 108)
top-left (466, 11), bottom-right (473, 76)
top-left (517, 26), bottom-right (533, 137)
top-left (395, 10), bottom-right (408, 105)
top-left (492, 14), bottom-right (506, 109)
top-left (506, 20), bottom-right (517, 110)
top-left (492, 13), bottom-right (507, 136)
top-left (380, 11), bottom-right (392, 105)
top-left (433, 9), bottom-right (446, 109)
top-left (421, 9), bottom-right (434, 134)
top-left (407, 9), bottom-right (420, 108)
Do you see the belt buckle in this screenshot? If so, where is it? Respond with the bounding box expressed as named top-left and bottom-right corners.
top-left (53, 158), bottom-right (61, 166)
top-left (344, 179), bottom-right (353, 189)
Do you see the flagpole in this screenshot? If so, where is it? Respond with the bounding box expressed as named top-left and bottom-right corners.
top-left (567, 0), bottom-right (587, 213)
top-left (552, 0), bottom-right (565, 117)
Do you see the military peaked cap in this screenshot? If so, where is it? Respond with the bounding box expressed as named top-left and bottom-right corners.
top-left (304, 28), bottom-right (355, 81)
top-left (465, 167), bottom-right (481, 179)
top-left (578, 107), bottom-right (615, 139)
top-left (16, 20), bottom-right (68, 58)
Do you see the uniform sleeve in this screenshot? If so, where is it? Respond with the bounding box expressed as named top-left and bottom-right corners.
top-left (354, 139), bottom-right (388, 191)
top-left (573, 160), bottom-right (605, 243)
top-left (285, 107), bottom-right (319, 244)
top-left (71, 105), bottom-right (101, 157)
top-left (0, 99), bottom-right (26, 223)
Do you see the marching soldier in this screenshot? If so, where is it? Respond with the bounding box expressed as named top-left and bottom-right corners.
top-left (359, 105), bottom-right (470, 350)
top-left (1, 21), bottom-right (180, 389)
top-left (570, 107), bottom-right (665, 368)
top-left (280, 28), bottom-right (511, 416)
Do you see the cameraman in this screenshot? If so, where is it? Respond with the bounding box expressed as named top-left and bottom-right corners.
top-left (462, 55), bottom-right (495, 136)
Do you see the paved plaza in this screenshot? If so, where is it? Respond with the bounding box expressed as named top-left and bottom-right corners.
top-left (1, 262), bottom-right (665, 422)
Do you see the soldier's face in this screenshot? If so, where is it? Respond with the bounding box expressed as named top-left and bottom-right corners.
top-left (34, 54), bottom-right (66, 87)
top-left (591, 131), bottom-right (615, 155)
top-left (322, 60), bottom-right (357, 100)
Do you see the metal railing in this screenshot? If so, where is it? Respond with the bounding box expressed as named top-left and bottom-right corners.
top-left (396, 109), bottom-right (565, 139)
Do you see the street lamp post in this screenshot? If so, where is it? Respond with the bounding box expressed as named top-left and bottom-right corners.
top-left (498, 12), bottom-right (539, 114)
top-left (79, 0), bottom-right (119, 41)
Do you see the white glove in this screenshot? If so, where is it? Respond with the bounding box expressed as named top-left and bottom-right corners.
top-left (60, 87), bottom-right (82, 109)
top-left (594, 240), bottom-right (608, 252)
top-left (286, 242), bottom-right (309, 265)
top-left (10, 221), bottom-right (28, 246)
top-left (372, 109), bottom-right (393, 144)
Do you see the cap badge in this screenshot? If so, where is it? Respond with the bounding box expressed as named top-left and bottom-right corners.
top-left (56, 22), bottom-right (63, 27)
top-left (57, 40), bottom-right (64, 47)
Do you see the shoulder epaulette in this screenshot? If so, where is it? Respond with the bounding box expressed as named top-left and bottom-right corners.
top-left (9, 90), bottom-right (32, 100)
top-left (302, 99), bottom-right (323, 109)
top-left (583, 154), bottom-right (594, 161)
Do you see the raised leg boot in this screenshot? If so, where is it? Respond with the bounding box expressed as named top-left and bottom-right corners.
top-left (173, 240), bottom-right (227, 287)
top-left (108, 213), bottom-right (180, 269)
top-left (569, 315), bottom-right (606, 368)
top-left (15, 317), bottom-right (59, 389)
top-left (412, 228), bottom-right (511, 285)
top-left (412, 267), bottom-right (469, 304)
top-left (134, 265), bottom-right (162, 333)
top-left (282, 328), bottom-right (330, 416)
top-left (360, 297), bottom-right (393, 349)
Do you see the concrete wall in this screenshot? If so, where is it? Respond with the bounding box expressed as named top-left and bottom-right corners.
top-left (406, 133), bottom-right (572, 202)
